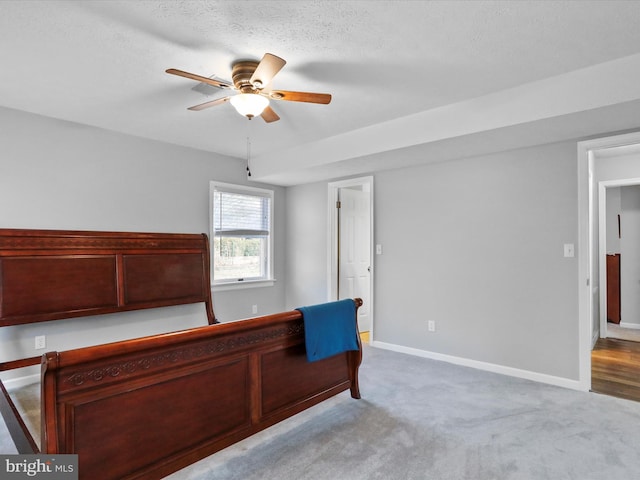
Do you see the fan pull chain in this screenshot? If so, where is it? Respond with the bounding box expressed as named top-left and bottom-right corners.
top-left (246, 116), bottom-right (253, 177)
top-left (246, 136), bottom-right (252, 177)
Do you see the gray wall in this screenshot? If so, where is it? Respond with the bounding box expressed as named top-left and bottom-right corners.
top-left (620, 186), bottom-right (640, 327)
top-left (0, 106), bottom-right (286, 371)
top-left (287, 141), bottom-right (580, 381)
top-left (4, 104), bottom-right (630, 385)
top-left (606, 187), bottom-right (621, 254)
top-left (285, 181), bottom-right (329, 308)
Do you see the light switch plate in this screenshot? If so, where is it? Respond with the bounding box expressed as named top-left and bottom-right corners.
top-left (564, 243), bottom-right (575, 258)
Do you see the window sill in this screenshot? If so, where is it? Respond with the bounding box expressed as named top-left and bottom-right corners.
top-left (212, 279), bottom-right (276, 292)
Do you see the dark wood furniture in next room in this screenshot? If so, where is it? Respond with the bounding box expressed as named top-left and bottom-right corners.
top-left (606, 253), bottom-right (621, 324)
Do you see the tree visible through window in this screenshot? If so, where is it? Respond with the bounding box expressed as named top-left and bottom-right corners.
top-left (210, 182), bottom-right (273, 284)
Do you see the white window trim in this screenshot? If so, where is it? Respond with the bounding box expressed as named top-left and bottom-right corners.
top-left (212, 278), bottom-right (276, 292)
top-left (209, 181), bottom-right (275, 290)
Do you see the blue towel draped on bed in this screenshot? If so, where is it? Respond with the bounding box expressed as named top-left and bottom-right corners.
top-left (296, 298), bottom-right (359, 362)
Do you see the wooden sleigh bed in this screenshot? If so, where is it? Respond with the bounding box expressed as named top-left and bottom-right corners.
top-left (0, 228), bottom-right (362, 479)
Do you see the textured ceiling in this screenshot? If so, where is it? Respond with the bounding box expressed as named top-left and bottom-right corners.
top-left (2, 1), bottom-right (640, 185)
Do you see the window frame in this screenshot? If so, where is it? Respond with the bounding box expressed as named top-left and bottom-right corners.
top-left (209, 181), bottom-right (275, 290)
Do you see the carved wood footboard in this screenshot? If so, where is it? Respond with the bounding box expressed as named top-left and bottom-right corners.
top-left (41, 302), bottom-right (362, 479)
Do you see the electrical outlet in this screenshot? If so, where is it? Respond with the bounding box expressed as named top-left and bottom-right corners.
top-left (428, 321), bottom-right (436, 332)
top-left (35, 335), bottom-right (46, 350)
top-left (252, 305), bottom-right (258, 314)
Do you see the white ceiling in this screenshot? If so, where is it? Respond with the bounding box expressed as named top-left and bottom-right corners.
top-left (2, 0), bottom-right (640, 185)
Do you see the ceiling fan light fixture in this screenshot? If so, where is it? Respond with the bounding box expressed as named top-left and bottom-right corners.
top-left (167, 53), bottom-right (330, 123)
top-left (230, 93), bottom-right (269, 118)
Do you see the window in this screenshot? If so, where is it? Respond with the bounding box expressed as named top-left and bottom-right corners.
top-left (210, 182), bottom-right (274, 287)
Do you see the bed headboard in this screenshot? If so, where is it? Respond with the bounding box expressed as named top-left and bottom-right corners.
top-left (0, 228), bottom-right (216, 327)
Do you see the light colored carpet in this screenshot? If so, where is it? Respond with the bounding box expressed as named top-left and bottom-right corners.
top-left (4, 345), bottom-right (640, 479)
top-left (168, 345), bottom-right (640, 480)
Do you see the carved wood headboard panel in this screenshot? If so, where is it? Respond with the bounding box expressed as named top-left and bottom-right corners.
top-left (0, 229), bottom-right (216, 327)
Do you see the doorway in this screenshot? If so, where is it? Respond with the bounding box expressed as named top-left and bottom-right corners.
top-left (328, 177), bottom-right (374, 338)
top-left (578, 131), bottom-right (640, 392)
top-left (599, 182), bottom-right (640, 343)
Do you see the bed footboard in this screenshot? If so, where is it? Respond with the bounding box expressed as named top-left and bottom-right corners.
top-left (41, 300), bottom-right (362, 480)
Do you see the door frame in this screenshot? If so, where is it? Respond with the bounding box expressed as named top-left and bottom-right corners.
top-left (327, 176), bottom-right (374, 334)
top-left (598, 179), bottom-right (640, 340)
top-left (578, 131), bottom-right (640, 392)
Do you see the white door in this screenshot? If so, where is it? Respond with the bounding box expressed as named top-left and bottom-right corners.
top-left (338, 187), bottom-right (371, 331)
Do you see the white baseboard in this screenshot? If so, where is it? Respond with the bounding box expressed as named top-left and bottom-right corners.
top-left (1, 373), bottom-right (39, 391)
top-left (619, 322), bottom-right (640, 330)
top-left (592, 329), bottom-right (600, 349)
top-left (5, 343), bottom-right (586, 393)
top-left (370, 340), bottom-right (585, 391)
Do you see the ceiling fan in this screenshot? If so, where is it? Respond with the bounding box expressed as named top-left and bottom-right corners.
top-left (166, 53), bottom-right (331, 123)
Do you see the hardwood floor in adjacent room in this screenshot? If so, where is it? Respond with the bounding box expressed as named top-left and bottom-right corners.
top-left (592, 338), bottom-right (640, 402)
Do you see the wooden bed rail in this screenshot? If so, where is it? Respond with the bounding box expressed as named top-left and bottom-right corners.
top-left (45, 298), bottom-right (363, 369)
top-left (0, 357), bottom-right (41, 372)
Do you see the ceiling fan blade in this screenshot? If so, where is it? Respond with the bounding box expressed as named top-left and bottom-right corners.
top-left (250, 53), bottom-right (286, 88)
top-left (187, 96), bottom-right (230, 111)
top-left (166, 68), bottom-right (232, 89)
top-left (268, 90), bottom-right (331, 104)
top-left (260, 105), bottom-right (280, 123)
